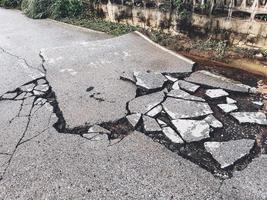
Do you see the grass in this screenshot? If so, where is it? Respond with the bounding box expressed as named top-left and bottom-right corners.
top-left (59, 17), bottom-right (137, 36)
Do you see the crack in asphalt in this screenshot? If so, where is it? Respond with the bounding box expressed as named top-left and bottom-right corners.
top-left (0, 46), bottom-right (44, 74)
top-left (0, 51), bottom-right (265, 182)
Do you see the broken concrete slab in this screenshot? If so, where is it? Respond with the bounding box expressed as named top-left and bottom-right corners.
top-left (178, 80), bottom-right (200, 93)
top-left (146, 105), bottom-right (162, 117)
top-left (172, 119), bottom-right (210, 142)
top-left (185, 70), bottom-right (253, 93)
top-left (226, 97), bottom-right (237, 104)
top-left (205, 89), bottom-right (229, 99)
top-left (87, 125), bottom-right (111, 134)
top-left (134, 71), bottom-right (166, 90)
top-left (230, 112), bottom-right (267, 125)
top-left (204, 139), bottom-right (255, 168)
top-left (126, 113), bottom-right (141, 128)
top-left (128, 91), bottom-right (165, 114)
top-left (204, 115), bottom-right (223, 128)
top-left (162, 98), bottom-right (213, 119)
top-left (218, 104), bottom-right (238, 113)
top-left (143, 115), bottom-right (162, 132)
top-left (167, 89), bottom-right (205, 102)
top-left (162, 127), bottom-right (184, 144)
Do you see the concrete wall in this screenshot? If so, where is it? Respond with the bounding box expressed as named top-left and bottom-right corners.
top-left (95, 3), bottom-right (267, 48)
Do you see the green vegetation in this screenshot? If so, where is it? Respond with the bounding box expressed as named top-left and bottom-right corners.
top-left (21, 0), bottom-right (53, 18)
top-left (193, 39), bottom-right (228, 59)
top-left (60, 17), bottom-right (137, 36)
top-left (51, 0), bottom-right (83, 19)
top-left (0, 0), bottom-right (135, 35)
top-left (0, 0), bottom-right (21, 8)
top-left (172, 0), bottom-right (192, 30)
top-left (20, 0), bottom-right (83, 19)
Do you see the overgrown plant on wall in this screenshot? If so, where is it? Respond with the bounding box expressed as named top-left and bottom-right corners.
top-left (20, 0), bottom-right (84, 19)
top-left (172, 0), bottom-right (192, 31)
top-left (0, 0), bottom-right (21, 8)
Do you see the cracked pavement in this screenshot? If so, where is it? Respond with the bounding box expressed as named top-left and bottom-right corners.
top-left (0, 8), bottom-right (266, 199)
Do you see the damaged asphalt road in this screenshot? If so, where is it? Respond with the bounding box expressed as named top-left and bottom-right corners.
top-left (0, 8), bottom-right (267, 200)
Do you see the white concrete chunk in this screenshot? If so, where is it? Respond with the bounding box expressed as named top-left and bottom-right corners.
top-left (226, 97), bottom-right (237, 104)
top-left (128, 91), bottom-right (165, 114)
top-left (167, 89), bottom-right (205, 102)
top-left (143, 115), bottom-right (162, 132)
top-left (205, 89), bottom-right (229, 98)
top-left (204, 139), bottom-right (255, 168)
top-left (126, 114), bottom-right (141, 128)
top-left (157, 119), bottom-right (167, 127)
top-left (88, 125), bottom-right (111, 134)
top-left (185, 70), bottom-right (253, 93)
top-left (172, 81), bottom-right (180, 90)
top-left (172, 119), bottom-right (210, 142)
top-left (231, 112), bottom-right (267, 125)
top-left (165, 75), bottom-right (178, 82)
top-left (162, 98), bottom-right (213, 119)
top-left (134, 71), bottom-right (166, 90)
top-left (204, 115), bottom-right (223, 128)
top-left (162, 127), bottom-right (184, 144)
top-left (178, 80), bottom-right (200, 93)
top-left (146, 105), bottom-right (162, 117)
top-left (218, 104), bottom-right (238, 113)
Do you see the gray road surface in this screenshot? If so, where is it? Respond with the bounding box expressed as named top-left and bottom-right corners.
top-left (0, 8), bottom-right (266, 200)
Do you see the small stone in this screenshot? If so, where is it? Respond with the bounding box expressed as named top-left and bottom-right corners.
top-left (172, 119), bottom-right (210, 142)
top-left (204, 139), bottom-right (255, 168)
top-left (205, 89), bottom-right (229, 98)
top-left (34, 84), bottom-right (49, 92)
top-left (21, 83), bottom-right (35, 92)
top-left (162, 127), bottom-right (184, 144)
top-left (134, 71), bottom-right (166, 90)
top-left (178, 80), bottom-right (200, 93)
top-left (226, 97), bottom-right (236, 104)
top-left (218, 104), bottom-right (238, 113)
top-left (84, 132), bottom-right (109, 141)
top-left (37, 79), bottom-right (47, 85)
top-left (146, 105), bottom-right (162, 117)
top-left (165, 75), bottom-right (178, 82)
top-left (143, 115), bottom-right (162, 132)
top-left (255, 53), bottom-right (263, 59)
top-left (249, 87), bottom-right (258, 94)
top-left (33, 90), bottom-right (44, 95)
top-left (126, 114), bottom-right (141, 128)
top-left (162, 98), bottom-right (213, 119)
top-left (231, 112), bottom-right (267, 125)
top-left (157, 119), bottom-right (167, 127)
top-left (167, 89), bottom-right (205, 102)
top-left (88, 125), bottom-right (111, 134)
top-left (172, 81), bottom-right (180, 90)
top-left (252, 101), bottom-right (263, 107)
top-left (204, 115), bottom-right (223, 128)
top-left (128, 91), bottom-right (165, 114)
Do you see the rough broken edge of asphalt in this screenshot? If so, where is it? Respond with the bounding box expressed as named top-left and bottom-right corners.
top-left (0, 31), bottom-right (265, 181)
